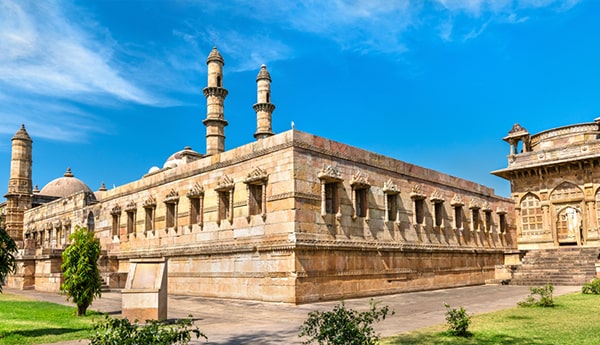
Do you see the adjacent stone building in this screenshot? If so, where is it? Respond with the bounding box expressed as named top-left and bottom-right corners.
top-left (2, 47), bottom-right (516, 303)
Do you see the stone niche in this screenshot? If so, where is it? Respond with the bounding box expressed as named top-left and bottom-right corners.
top-left (122, 258), bottom-right (168, 321)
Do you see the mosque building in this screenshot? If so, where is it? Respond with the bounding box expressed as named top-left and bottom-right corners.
top-left (2, 47), bottom-right (529, 303)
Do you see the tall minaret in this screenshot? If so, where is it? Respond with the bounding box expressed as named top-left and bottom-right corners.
top-left (253, 64), bottom-right (275, 140)
top-left (4, 124), bottom-right (33, 244)
top-left (202, 47), bottom-right (229, 156)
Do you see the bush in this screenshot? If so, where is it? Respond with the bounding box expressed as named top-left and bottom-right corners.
top-left (298, 299), bottom-right (393, 345)
top-left (89, 315), bottom-right (206, 345)
top-left (582, 278), bottom-right (600, 295)
top-left (443, 303), bottom-right (472, 337)
top-left (518, 284), bottom-right (554, 307)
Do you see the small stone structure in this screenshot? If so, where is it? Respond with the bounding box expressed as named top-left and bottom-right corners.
top-left (122, 258), bottom-right (168, 321)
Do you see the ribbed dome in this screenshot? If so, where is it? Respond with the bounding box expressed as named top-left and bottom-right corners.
top-left (39, 168), bottom-right (94, 198)
top-left (256, 64), bottom-right (271, 81)
top-left (13, 124), bottom-right (32, 142)
top-left (206, 46), bottom-right (224, 65)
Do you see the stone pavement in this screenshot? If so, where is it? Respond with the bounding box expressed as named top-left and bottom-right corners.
top-left (8, 284), bottom-right (580, 345)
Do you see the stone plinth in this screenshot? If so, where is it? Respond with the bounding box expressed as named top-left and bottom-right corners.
top-left (122, 258), bottom-right (167, 321)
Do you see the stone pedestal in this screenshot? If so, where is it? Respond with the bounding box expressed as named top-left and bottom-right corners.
top-left (122, 258), bottom-right (167, 322)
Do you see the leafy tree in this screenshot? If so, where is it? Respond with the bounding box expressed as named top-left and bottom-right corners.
top-left (61, 226), bottom-right (103, 316)
top-left (0, 223), bottom-right (18, 293)
top-left (89, 315), bottom-right (206, 345)
top-left (298, 299), bottom-right (392, 345)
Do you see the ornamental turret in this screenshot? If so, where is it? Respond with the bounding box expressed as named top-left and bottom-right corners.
top-left (253, 64), bottom-right (275, 140)
top-left (203, 47), bottom-right (229, 155)
top-left (4, 124), bottom-right (33, 244)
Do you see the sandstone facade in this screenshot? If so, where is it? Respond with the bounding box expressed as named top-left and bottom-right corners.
top-left (493, 121), bottom-right (600, 250)
top-left (2, 48), bottom-right (516, 303)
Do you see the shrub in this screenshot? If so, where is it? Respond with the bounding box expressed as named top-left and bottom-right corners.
top-left (582, 278), bottom-right (600, 295)
top-left (89, 315), bottom-right (206, 345)
top-left (518, 283), bottom-right (554, 307)
top-left (443, 303), bottom-right (472, 337)
top-left (298, 299), bottom-right (393, 345)
top-left (0, 225), bottom-right (18, 293)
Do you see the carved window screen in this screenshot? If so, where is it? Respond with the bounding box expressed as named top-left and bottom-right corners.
top-left (454, 206), bottom-right (463, 229)
top-left (218, 191), bottom-right (231, 221)
top-left (414, 198), bottom-right (425, 225)
top-left (248, 184), bottom-right (263, 216)
top-left (521, 195), bottom-right (543, 232)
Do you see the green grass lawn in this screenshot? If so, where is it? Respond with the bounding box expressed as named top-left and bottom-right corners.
top-left (0, 293), bottom-right (99, 345)
top-left (381, 293), bottom-right (600, 345)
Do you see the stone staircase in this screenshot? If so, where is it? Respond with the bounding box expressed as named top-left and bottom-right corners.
top-left (509, 247), bottom-right (599, 286)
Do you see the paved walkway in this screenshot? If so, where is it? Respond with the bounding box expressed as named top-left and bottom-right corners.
top-left (7, 284), bottom-right (580, 345)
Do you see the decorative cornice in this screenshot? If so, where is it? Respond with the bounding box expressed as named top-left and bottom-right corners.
top-left (318, 165), bottom-right (343, 182)
top-left (481, 200), bottom-right (492, 212)
top-left (382, 179), bottom-right (399, 194)
top-left (410, 184), bottom-right (426, 200)
top-left (350, 170), bottom-right (370, 188)
top-left (215, 174), bottom-right (234, 191)
top-left (451, 194), bottom-right (464, 207)
top-left (244, 167), bottom-right (268, 185)
top-left (110, 205), bottom-right (121, 215)
top-left (142, 195), bottom-right (157, 208)
top-left (187, 183), bottom-right (205, 198)
top-left (124, 200), bottom-right (137, 212)
top-left (164, 189), bottom-right (179, 203)
top-left (468, 198), bottom-right (481, 210)
top-left (429, 189), bottom-right (445, 203)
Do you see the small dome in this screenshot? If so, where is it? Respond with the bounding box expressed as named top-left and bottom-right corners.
top-left (39, 168), bottom-right (94, 198)
top-left (206, 46), bottom-right (224, 65)
top-left (13, 124), bottom-right (32, 142)
top-left (148, 166), bottom-right (160, 174)
top-left (256, 64), bottom-right (271, 82)
top-left (162, 146), bottom-right (203, 169)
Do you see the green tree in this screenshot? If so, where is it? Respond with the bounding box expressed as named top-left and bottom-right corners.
top-left (61, 226), bottom-right (103, 316)
top-left (0, 223), bottom-right (18, 293)
top-left (299, 299), bottom-right (393, 345)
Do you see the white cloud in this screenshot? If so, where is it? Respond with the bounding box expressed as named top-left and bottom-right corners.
top-left (0, 0), bottom-right (156, 105)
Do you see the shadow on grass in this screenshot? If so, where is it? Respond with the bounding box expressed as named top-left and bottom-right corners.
top-left (385, 332), bottom-right (556, 345)
top-left (4, 327), bottom-right (85, 338)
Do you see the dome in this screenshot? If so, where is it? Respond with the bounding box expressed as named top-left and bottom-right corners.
top-left (39, 168), bottom-right (94, 198)
top-left (162, 146), bottom-right (203, 169)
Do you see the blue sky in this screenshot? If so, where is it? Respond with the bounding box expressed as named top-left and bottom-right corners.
top-left (1, 0), bottom-right (598, 199)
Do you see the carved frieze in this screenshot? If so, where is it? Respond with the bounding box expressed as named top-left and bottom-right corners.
top-left (410, 184), bottom-right (426, 200)
top-left (350, 170), bottom-right (370, 189)
top-left (187, 183), bottom-right (205, 198)
top-left (468, 198), bottom-right (481, 210)
top-left (429, 189), bottom-right (445, 203)
top-left (164, 189), bottom-right (180, 203)
top-left (382, 179), bottom-right (399, 194)
top-left (451, 194), bottom-right (464, 207)
top-left (125, 200), bottom-right (137, 212)
top-left (215, 174), bottom-right (235, 191)
top-left (110, 205), bottom-right (121, 215)
top-left (318, 165), bottom-right (343, 182)
top-left (142, 194), bottom-right (157, 208)
top-left (244, 167), bottom-right (268, 185)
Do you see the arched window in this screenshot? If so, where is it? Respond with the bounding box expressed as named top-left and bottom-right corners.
top-left (87, 212), bottom-right (95, 232)
top-left (521, 194), bottom-right (543, 233)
